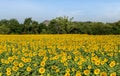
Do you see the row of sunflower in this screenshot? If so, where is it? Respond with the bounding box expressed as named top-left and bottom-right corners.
top-left (0, 34), bottom-right (120, 76)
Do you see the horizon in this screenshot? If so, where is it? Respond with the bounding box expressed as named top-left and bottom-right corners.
top-left (0, 0), bottom-right (120, 23)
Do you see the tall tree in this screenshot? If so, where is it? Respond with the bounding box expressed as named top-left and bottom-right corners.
top-left (8, 19), bottom-right (20, 34)
top-left (23, 18), bottom-right (32, 34)
top-left (48, 16), bottom-right (73, 34)
top-left (31, 21), bottom-right (39, 34)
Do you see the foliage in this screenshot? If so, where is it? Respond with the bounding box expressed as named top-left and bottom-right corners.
top-left (0, 17), bottom-right (120, 34)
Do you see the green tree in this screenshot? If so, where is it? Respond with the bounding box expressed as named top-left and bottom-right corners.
top-left (38, 23), bottom-right (48, 33)
top-left (8, 19), bottom-right (21, 34)
top-left (0, 25), bottom-right (10, 34)
top-left (31, 21), bottom-right (39, 34)
top-left (23, 18), bottom-right (32, 34)
top-left (48, 16), bottom-right (73, 34)
top-left (0, 19), bottom-right (10, 34)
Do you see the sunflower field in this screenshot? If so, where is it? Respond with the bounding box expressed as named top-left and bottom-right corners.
top-left (0, 34), bottom-right (120, 76)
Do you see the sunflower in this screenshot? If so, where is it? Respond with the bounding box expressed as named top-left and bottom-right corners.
top-left (76, 71), bottom-right (82, 76)
top-left (19, 62), bottom-right (24, 68)
top-left (51, 65), bottom-right (57, 70)
top-left (64, 72), bottom-right (70, 76)
top-left (77, 61), bottom-right (82, 65)
top-left (26, 58), bottom-right (31, 62)
top-left (109, 61), bottom-right (116, 68)
top-left (87, 65), bottom-right (92, 69)
top-left (95, 60), bottom-right (101, 66)
top-left (1, 59), bottom-right (5, 63)
top-left (12, 66), bottom-right (19, 72)
top-left (39, 67), bottom-right (45, 74)
top-left (94, 69), bottom-right (100, 75)
top-left (101, 61), bottom-right (105, 65)
top-left (65, 68), bottom-right (70, 73)
top-left (13, 61), bottom-right (19, 66)
top-left (110, 72), bottom-right (116, 76)
top-left (100, 72), bottom-right (107, 76)
top-left (5, 60), bottom-right (9, 64)
top-left (84, 69), bottom-right (90, 75)
top-left (8, 57), bottom-right (14, 62)
top-left (26, 67), bottom-right (32, 72)
top-left (6, 71), bottom-right (11, 76)
top-left (40, 61), bottom-right (46, 67)
top-left (6, 68), bottom-right (11, 72)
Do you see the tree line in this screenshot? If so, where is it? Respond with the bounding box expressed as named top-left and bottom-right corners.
top-left (0, 16), bottom-right (120, 35)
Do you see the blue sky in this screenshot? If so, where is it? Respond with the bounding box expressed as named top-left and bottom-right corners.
top-left (0, 0), bottom-right (120, 22)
